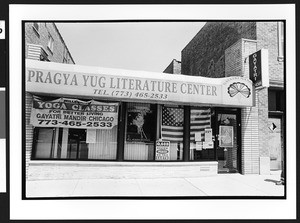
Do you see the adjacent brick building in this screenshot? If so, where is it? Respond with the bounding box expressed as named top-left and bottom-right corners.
top-left (25, 22), bottom-right (75, 178)
top-left (163, 59), bottom-right (181, 74)
top-left (25, 22), bottom-right (75, 64)
top-left (180, 22), bottom-right (284, 174)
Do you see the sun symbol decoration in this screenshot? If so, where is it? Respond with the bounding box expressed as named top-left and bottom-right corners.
top-left (227, 82), bottom-right (251, 98)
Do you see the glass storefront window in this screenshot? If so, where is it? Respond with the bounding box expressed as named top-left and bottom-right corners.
top-left (189, 107), bottom-right (213, 161)
top-left (34, 127), bottom-right (57, 159)
top-left (31, 97), bottom-right (119, 160)
top-left (161, 105), bottom-right (184, 161)
top-left (124, 102), bottom-right (156, 160)
top-left (87, 126), bottom-right (118, 160)
top-left (33, 126), bottom-right (118, 160)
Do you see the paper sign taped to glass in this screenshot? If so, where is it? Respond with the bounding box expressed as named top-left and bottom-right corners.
top-left (195, 141), bottom-right (203, 150)
top-left (204, 128), bottom-right (213, 142)
top-left (219, 125), bottom-right (234, 147)
top-left (155, 140), bottom-right (170, 160)
top-left (203, 141), bottom-right (214, 149)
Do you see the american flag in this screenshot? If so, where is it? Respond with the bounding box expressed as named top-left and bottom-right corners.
top-left (190, 108), bottom-right (211, 141)
top-left (161, 106), bottom-right (184, 142)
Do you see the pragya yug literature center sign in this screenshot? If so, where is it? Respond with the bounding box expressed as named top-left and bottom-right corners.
top-left (26, 59), bottom-right (254, 107)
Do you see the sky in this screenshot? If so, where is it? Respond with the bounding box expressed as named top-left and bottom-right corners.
top-left (55, 22), bottom-right (205, 73)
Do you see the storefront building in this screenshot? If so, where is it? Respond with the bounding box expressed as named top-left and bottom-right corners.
top-left (26, 59), bottom-right (253, 179)
top-left (25, 22), bottom-right (284, 180)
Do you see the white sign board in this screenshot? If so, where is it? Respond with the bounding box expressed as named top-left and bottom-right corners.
top-left (26, 59), bottom-right (254, 107)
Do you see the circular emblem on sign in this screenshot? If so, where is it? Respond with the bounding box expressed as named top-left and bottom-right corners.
top-left (227, 82), bottom-right (251, 98)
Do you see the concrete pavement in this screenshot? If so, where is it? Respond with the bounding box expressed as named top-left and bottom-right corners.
top-left (26, 172), bottom-right (284, 198)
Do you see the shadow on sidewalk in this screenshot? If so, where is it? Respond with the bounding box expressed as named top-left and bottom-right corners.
top-left (264, 179), bottom-right (280, 184)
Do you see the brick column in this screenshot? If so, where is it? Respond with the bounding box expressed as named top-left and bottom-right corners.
top-left (225, 38), bottom-right (261, 174)
top-left (257, 87), bottom-right (270, 174)
top-left (25, 92), bottom-right (34, 179)
top-left (241, 93), bottom-right (260, 174)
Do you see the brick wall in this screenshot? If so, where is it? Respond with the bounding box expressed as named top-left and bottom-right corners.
top-left (182, 21), bottom-right (283, 82)
top-left (225, 38), bottom-right (258, 78)
top-left (181, 22), bottom-right (256, 77)
top-left (25, 93), bottom-right (34, 179)
top-left (163, 59), bottom-right (181, 74)
top-left (256, 22), bottom-right (284, 83)
top-left (225, 39), bottom-right (243, 77)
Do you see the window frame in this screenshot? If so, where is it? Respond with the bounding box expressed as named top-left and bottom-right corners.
top-left (124, 102), bottom-right (157, 161)
top-left (47, 33), bottom-right (54, 53)
top-left (32, 127), bottom-right (57, 160)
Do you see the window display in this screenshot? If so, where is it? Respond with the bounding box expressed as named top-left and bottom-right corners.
top-left (124, 103), bottom-right (156, 160)
top-left (189, 107), bottom-right (213, 161)
top-left (161, 106), bottom-right (184, 160)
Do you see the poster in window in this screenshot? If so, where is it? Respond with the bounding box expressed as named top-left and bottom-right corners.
top-left (204, 128), bottom-right (213, 142)
top-left (219, 125), bottom-right (233, 147)
top-left (155, 140), bottom-right (170, 160)
top-left (126, 105), bottom-right (155, 142)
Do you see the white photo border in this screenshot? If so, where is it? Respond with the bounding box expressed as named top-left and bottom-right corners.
top-left (9, 4), bottom-right (296, 220)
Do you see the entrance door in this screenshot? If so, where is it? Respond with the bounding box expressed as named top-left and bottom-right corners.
top-left (268, 117), bottom-right (283, 171)
top-left (215, 110), bottom-right (241, 173)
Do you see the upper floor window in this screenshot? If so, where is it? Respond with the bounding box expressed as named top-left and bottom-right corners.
top-left (268, 89), bottom-right (284, 112)
top-left (40, 47), bottom-right (50, 62)
top-left (32, 22), bottom-right (40, 37)
top-left (277, 22), bottom-right (284, 60)
top-left (47, 34), bottom-right (54, 53)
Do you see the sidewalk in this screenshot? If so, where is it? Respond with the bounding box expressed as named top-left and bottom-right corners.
top-left (26, 173), bottom-right (284, 198)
